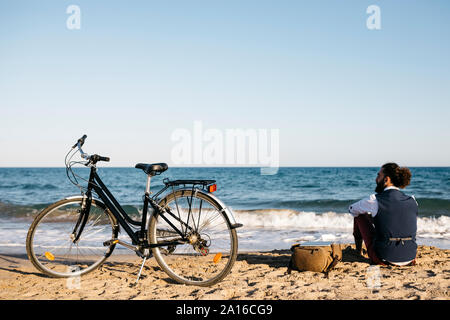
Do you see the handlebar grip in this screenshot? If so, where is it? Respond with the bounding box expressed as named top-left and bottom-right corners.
top-left (73, 134), bottom-right (87, 148)
top-left (90, 154), bottom-right (110, 162)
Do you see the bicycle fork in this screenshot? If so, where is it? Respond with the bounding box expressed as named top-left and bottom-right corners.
top-left (71, 193), bottom-right (92, 243)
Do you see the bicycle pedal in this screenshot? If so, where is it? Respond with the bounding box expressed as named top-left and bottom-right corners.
top-left (103, 239), bottom-right (114, 246)
top-left (103, 239), bottom-right (119, 246)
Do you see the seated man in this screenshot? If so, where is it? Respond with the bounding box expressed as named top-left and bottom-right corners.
top-left (349, 163), bottom-right (418, 266)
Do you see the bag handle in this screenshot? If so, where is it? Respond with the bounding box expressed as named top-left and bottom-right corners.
top-left (324, 244), bottom-right (342, 276)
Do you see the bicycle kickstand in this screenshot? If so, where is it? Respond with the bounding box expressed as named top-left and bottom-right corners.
top-left (135, 257), bottom-right (147, 284)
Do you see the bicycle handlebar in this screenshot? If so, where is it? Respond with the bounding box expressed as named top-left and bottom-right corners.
top-left (72, 134), bottom-right (110, 163)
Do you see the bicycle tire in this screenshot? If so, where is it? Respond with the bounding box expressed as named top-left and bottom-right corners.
top-left (26, 197), bottom-right (118, 278)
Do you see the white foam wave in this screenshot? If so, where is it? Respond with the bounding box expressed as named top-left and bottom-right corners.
top-left (233, 209), bottom-right (450, 239)
top-left (417, 215), bottom-right (450, 239)
top-left (234, 209), bottom-right (353, 230)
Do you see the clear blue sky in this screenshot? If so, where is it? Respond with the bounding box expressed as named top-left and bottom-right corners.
top-left (1, 1), bottom-right (449, 167)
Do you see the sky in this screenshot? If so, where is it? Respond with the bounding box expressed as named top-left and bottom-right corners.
top-left (1, 0), bottom-right (450, 167)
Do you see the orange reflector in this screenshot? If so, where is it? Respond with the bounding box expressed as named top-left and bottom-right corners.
top-left (44, 252), bottom-right (55, 261)
top-left (213, 253), bottom-right (222, 264)
top-left (113, 239), bottom-right (119, 244)
top-left (208, 184), bottom-right (217, 193)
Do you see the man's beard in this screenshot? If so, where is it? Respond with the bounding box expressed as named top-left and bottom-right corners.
top-left (375, 180), bottom-right (386, 194)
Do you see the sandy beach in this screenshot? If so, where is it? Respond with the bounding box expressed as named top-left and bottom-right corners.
top-left (0, 244), bottom-right (448, 300)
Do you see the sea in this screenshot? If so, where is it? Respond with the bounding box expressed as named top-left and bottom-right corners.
top-left (0, 167), bottom-right (449, 254)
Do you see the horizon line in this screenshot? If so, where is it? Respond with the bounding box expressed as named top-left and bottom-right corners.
top-left (0, 165), bottom-right (449, 169)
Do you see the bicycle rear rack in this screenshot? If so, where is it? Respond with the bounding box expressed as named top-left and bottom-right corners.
top-left (150, 178), bottom-right (216, 201)
top-left (163, 178), bottom-right (216, 187)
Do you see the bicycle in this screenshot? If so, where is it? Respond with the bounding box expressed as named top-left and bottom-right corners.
top-left (26, 135), bottom-right (242, 286)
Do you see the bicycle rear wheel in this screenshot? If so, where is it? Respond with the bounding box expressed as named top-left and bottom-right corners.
top-left (26, 197), bottom-right (118, 278)
top-left (149, 189), bottom-right (238, 286)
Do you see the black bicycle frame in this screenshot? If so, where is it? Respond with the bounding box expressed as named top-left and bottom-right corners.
top-left (83, 166), bottom-right (189, 248)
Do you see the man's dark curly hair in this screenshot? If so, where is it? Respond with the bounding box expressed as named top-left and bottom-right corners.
top-left (382, 163), bottom-right (412, 189)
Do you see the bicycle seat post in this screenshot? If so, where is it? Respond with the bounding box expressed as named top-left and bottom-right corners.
top-left (145, 175), bottom-right (151, 195)
top-left (139, 174), bottom-right (151, 237)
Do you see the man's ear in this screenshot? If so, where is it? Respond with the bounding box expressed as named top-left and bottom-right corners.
top-left (384, 176), bottom-right (392, 185)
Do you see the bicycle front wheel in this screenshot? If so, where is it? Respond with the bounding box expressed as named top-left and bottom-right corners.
top-left (26, 197), bottom-right (118, 278)
top-left (149, 189), bottom-right (238, 286)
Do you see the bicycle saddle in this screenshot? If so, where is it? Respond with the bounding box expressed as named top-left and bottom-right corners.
top-left (135, 163), bottom-right (168, 176)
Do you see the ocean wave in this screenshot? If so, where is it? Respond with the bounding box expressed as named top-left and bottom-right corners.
top-left (1, 200), bottom-right (449, 239)
top-left (238, 198), bottom-right (450, 216)
top-left (234, 209), bottom-right (352, 230)
top-left (232, 209), bottom-right (450, 239)
top-left (413, 198), bottom-right (450, 215)
top-left (0, 201), bottom-right (141, 219)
